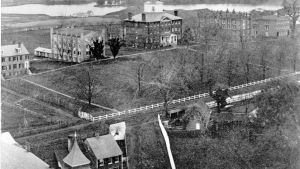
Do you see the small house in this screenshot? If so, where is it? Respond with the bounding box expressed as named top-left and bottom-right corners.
top-left (85, 135), bottom-right (123, 169)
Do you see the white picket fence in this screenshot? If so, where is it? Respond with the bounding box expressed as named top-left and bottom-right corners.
top-left (80, 72), bottom-right (300, 122)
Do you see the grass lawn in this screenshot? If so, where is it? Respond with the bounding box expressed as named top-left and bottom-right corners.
top-left (126, 121), bottom-right (171, 169)
top-left (1, 102), bottom-right (51, 132)
top-left (30, 60), bottom-right (76, 73)
top-left (1, 84), bottom-right (80, 135)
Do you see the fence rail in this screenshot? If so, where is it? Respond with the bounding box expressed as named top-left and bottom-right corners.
top-left (77, 72), bottom-right (300, 122)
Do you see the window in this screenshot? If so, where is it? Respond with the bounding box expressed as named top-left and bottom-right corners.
top-left (107, 158), bottom-right (112, 164)
top-left (9, 57), bottom-right (11, 61)
top-left (13, 64), bottom-right (17, 69)
top-left (113, 156), bottom-right (119, 163)
top-left (2, 58), bottom-right (5, 62)
top-left (20, 55), bottom-right (23, 60)
top-left (13, 56), bottom-right (17, 61)
top-left (19, 64), bottom-right (23, 68)
top-left (9, 65), bottom-right (11, 70)
top-left (265, 25), bottom-right (269, 30)
top-left (98, 160), bottom-right (104, 167)
top-left (2, 66), bottom-right (7, 70)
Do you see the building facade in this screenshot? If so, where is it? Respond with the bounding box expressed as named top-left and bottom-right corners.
top-left (85, 135), bottom-right (123, 169)
top-left (252, 15), bottom-right (291, 38)
top-left (50, 27), bottom-right (105, 63)
top-left (1, 43), bottom-right (30, 78)
top-left (123, 0), bottom-right (183, 48)
top-left (34, 47), bottom-right (52, 58)
top-left (197, 9), bottom-right (252, 42)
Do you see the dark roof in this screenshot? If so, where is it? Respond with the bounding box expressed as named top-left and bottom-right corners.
top-left (1, 44), bottom-right (29, 57)
top-left (85, 134), bottom-right (122, 159)
top-left (63, 139), bottom-right (90, 167)
top-left (125, 12), bottom-right (182, 22)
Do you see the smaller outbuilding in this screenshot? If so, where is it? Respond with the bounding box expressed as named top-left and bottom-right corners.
top-left (34, 47), bottom-right (52, 58)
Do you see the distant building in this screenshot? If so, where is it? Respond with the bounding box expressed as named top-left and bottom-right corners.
top-left (50, 27), bottom-right (105, 63)
top-left (0, 132), bottom-right (50, 169)
top-left (34, 47), bottom-right (52, 58)
top-left (71, 10), bottom-right (94, 18)
top-left (1, 43), bottom-right (31, 78)
top-left (123, 0), bottom-right (183, 48)
top-left (104, 0), bottom-right (127, 6)
top-left (252, 15), bottom-right (291, 38)
top-left (197, 9), bottom-right (252, 42)
top-left (85, 135), bottom-right (123, 169)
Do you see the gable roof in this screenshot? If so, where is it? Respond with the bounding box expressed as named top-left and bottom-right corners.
top-left (86, 134), bottom-right (122, 159)
top-left (1, 44), bottom-right (29, 57)
top-left (34, 47), bottom-right (52, 53)
top-left (125, 12), bottom-right (182, 22)
top-left (109, 122), bottom-right (126, 140)
top-left (63, 139), bottom-right (90, 167)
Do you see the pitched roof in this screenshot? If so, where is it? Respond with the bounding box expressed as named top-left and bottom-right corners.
top-left (86, 134), bottom-right (122, 159)
top-left (1, 44), bottom-right (29, 57)
top-left (34, 47), bottom-right (52, 53)
top-left (109, 122), bottom-right (126, 140)
top-left (63, 139), bottom-right (90, 167)
top-left (126, 12), bottom-right (182, 22)
top-left (0, 133), bottom-right (49, 169)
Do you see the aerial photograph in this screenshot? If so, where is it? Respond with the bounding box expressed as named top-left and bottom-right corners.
top-left (0, 0), bottom-right (300, 168)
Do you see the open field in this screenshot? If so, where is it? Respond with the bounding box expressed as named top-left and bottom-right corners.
top-left (1, 88), bottom-right (81, 135)
top-left (126, 121), bottom-right (171, 169)
top-left (1, 29), bottom-right (50, 55)
top-left (30, 60), bottom-right (77, 73)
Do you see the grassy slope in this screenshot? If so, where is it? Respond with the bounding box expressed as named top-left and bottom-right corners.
top-left (126, 122), bottom-right (171, 169)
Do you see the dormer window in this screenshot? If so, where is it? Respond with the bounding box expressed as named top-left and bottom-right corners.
top-left (16, 48), bottom-right (21, 54)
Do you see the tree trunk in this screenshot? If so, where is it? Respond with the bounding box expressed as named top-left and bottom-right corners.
top-left (200, 53), bottom-right (204, 83)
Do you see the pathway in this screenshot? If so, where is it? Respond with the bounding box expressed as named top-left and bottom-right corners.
top-left (20, 78), bottom-right (120, 113)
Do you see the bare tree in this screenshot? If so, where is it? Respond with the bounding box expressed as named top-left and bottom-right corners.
top-left (55, 33), bottom-right (65, 60)
top-left (145, 63), bottom-right (178, 116)
top-left (283, 0), bottom-right (300, 39)
top-left (73, 64), bottom-right (102, 106)
top-left (132, 60), bottom-right (149, 97)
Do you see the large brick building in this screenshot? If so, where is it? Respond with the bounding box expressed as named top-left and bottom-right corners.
top-left (50, 27), bottom-right (105, 63)
top-left (197, 9), bottom-right (252, 42)
top-left (252, 15), bottom-right (291, 38)
top-left (1, 43), bottom-right (31, 78)
top-left (123, 0), bottom-right (183, 48)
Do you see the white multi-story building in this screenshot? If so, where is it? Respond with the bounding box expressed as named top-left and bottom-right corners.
top-left (50, 27), bottom-right (105, 63)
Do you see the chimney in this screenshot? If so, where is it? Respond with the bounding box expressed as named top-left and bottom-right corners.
top-left (24, 142), bottom-right (31, 152)
top-left (142, 13), bottom-right (146, 22)
top-left (174, 10), bottom-right (178, 16)
top-left (128, 12), bottom-right (133, 20)
top-left (94, 132), bottom-right (100, 137)
top-left (67, 133), bottom-right (77, 151)
top-left (18, 42), bottom-right (21, 48)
